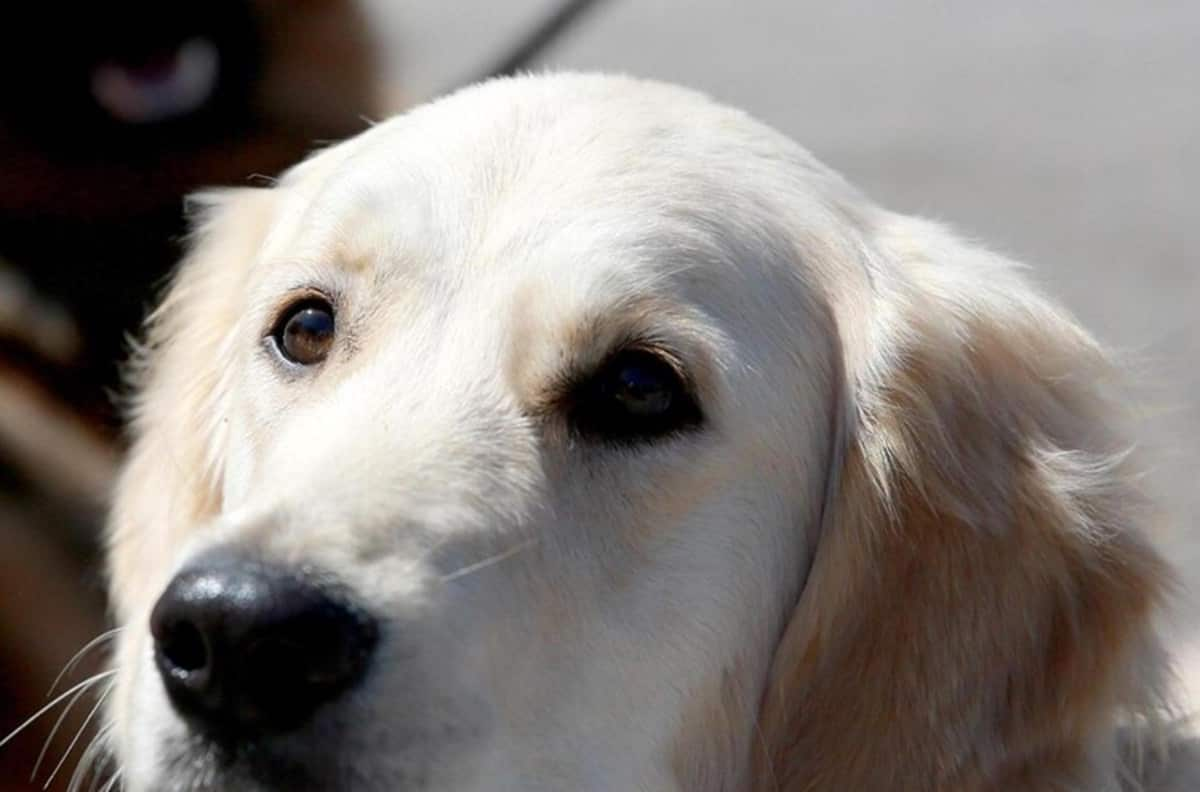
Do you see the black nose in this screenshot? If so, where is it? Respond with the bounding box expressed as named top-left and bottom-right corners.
top-left (150, 553), bottom-right (378, 739)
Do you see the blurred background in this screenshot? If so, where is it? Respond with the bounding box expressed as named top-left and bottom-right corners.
top-left (1, 1), bottom-right (1196, 788)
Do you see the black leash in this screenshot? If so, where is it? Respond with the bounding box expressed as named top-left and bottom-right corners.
top-left (473, 0), bottom-right (607, 83)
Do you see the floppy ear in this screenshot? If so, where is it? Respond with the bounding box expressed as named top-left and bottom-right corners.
top-left (754, 215), bottom-right (1170, 791)
top-left (106, 188), bottom-right (275, 622)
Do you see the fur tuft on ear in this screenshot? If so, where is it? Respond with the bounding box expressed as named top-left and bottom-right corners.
top-left (754, 214), bottom-right (1171, 791)
top-left (106, 188), bottom-right (275, 621)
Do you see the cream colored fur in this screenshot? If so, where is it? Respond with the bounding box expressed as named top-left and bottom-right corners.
top-left (105, 73), bottom-right (1197, 791)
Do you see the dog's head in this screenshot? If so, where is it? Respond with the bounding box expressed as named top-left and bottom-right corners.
top-left (105, 74), bottom-right (1167, 791)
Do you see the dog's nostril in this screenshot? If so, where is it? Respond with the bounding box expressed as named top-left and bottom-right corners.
top-left (158, 620), bottom-right (208, 673)
top-left (149, 552), bottom-right (378, 740)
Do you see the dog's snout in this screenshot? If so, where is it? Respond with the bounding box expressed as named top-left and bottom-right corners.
top-left (150, 553), bottom-right (378, 739)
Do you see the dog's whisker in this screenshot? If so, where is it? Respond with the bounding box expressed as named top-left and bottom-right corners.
top-left (402, 531), bottom-right (458, 578)
top-left (41, 682), bottom-right (114, 789)
top-left (194, 743), bottom-right (217, 792)
top-left (104, 773), bottom-right (123, 792)
top-left (92, 729), bottom-right (119, 792)
top-left (31, 672), bottom-right (104, 781)
top-left (0, 670), bottom-right (117, 751)
top-left (80, 738), bottom-right (119, 792)
top-left (97, 766), bottom-right (123, 792)
top-left (752, 713), bottom-right (780, 792)
top-left (439, 537), bottom-right (538, 583)
top-left (69, 720), bottom-right (114, 792)
top-left (47, 628), bottom-right (123, 699)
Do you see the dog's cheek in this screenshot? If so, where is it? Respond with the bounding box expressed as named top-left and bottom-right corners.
top-left (108, 613), bottom-right (172, 790)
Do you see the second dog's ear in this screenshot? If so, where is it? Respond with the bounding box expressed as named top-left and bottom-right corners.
top-left (107, 188), bottom-right (275, 622)
top-left (754, 214), bottom-right (1169, 791)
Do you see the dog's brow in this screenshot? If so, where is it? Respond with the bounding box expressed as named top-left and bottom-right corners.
top-left (517, 292), bottom-right (714, 416)
top-left (332, 239), bottom-right (376, 273)
top-left (297, 167), bottom-right (436, 277)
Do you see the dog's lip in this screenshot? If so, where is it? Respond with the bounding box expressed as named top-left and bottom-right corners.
top-left (160, 732), bottom-right (322, 791)
top-left (90, 36), bottom-right (219, 124)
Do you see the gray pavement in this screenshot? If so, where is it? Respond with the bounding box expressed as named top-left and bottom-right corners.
top-left (374, 0), bottom-right (1199, 705)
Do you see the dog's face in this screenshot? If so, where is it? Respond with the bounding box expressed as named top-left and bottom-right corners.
top-left (106, 75), bottom-right (1166, 791)
top-left (109, 76), bottom-right (839, 791)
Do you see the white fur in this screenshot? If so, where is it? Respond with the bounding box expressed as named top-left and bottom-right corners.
top-left (105, 74), bottom-right (1196, 791)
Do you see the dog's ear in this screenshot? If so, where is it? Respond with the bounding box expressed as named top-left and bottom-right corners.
top-left (107, 188), bottom-right (275, 621)
top-left (754, 215), bottom-right (1170, 791)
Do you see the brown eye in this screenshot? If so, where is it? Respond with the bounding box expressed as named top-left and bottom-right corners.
top-left (272, 298), bottom-right (335, 366)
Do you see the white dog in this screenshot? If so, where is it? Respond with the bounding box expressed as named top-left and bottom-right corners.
top-left (103, 74), bottom-right (1197, 791)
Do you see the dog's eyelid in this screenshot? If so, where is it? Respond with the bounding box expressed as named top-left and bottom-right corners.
top-left (623, 340), bottom-right (691, 386)
top-left (552, 335), bottom-right (690, 398)
top-left (261, 285), bottom-right (339, 336)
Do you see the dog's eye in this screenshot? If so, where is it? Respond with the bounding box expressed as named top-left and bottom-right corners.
top-left (570, 348), bottom-right (701, 442)
top-left (271, 299), bottom-right (335, 366)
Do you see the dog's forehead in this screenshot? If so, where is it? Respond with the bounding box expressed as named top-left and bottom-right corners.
top-left (253, 74), bottom-right (863, 379)
top-left (268, 76), bottom-right (813, 282)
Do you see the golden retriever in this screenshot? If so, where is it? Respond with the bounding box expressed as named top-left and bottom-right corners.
top-left (101, 74), bottom-right (1197, 791)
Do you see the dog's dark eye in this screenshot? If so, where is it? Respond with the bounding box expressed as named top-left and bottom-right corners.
top-left (271, 299), bottom-right (335, 366)
top-left (570, 348), bottom-right (702, 442)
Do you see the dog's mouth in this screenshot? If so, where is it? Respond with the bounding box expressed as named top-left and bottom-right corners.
top-left (163, 727), bottom-right (317, 788)
top-left (158, 732), bottom-right (326, 792)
